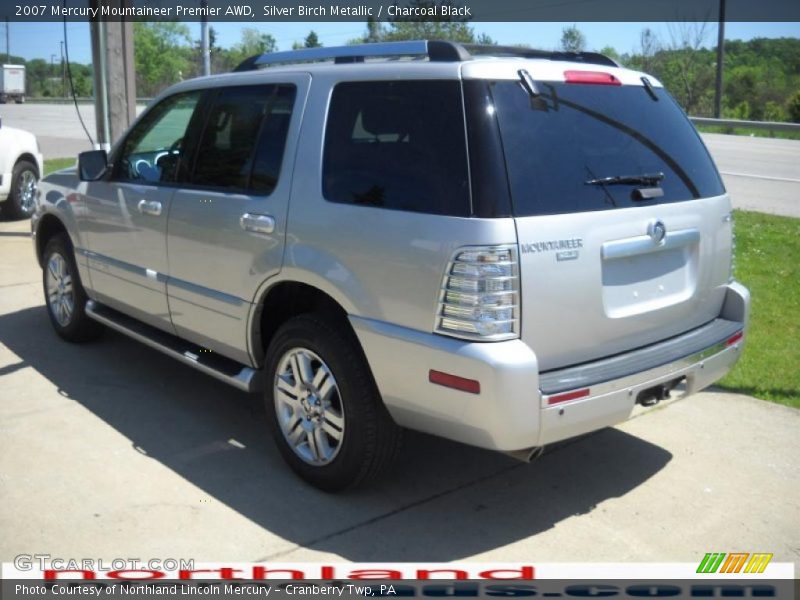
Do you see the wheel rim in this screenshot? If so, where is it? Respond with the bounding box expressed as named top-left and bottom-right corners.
top-left (17, 170), bottom-right (37, 214)
top-left (45, 253), bottom-right (75, 327)
top-left (274, 347), bottom-right (345, 466)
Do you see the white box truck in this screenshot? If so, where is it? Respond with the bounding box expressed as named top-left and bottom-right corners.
top-left (0, 64), bottom-right (26, 104)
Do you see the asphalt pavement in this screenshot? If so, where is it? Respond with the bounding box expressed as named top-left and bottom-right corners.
top-left (0, 103), bottom-right (798, 217)
top-left (1, 216), bottom-right (798, 565)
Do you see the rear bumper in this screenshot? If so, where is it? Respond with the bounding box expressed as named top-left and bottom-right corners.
top-left (351, 282), bottom-right (749, 453)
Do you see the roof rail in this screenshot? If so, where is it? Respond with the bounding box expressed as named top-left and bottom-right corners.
top-left (233, 40), bottom-right (618, 72)
top-left (233, 40), bottom-right (470, 71)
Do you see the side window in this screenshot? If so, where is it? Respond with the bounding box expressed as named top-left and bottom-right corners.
top-left (322, 80), bottom-right (470, 216)
top-left (191, 84), bottom-right (296, 193)
top-left (117, 91), bottom-right (201, 184)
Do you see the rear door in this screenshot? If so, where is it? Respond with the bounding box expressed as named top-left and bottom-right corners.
top-left (166, 77), bottom-right (308, 365)
top-left (482, 75), bottom-right (732, 370)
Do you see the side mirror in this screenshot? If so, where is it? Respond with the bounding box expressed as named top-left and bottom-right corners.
top-left (78, 150), bottom-right (108, 181)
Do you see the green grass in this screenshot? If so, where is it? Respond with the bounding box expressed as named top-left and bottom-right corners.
top-left (695, 124), bottom-right (800, 141)
top-left (43, 157), bottom-right (76, 175)
top-left (717, 211), bottom-right (800, 407)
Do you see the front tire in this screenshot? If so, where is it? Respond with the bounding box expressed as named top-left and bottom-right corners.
top-left (3, 160), bottom-right (38, 220)
top-left (264, 313), bottom-right (402, 491)
top-left (42, 234), bottom-right (103, 342)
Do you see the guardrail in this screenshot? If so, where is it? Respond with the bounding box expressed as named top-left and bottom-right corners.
top-left (690, 117), bottom-right (800, 133)
top-left (23, 97), bottom-right (152, 105)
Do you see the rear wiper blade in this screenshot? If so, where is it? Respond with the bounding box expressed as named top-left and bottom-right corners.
top-left (585, 172), bottom-right (665, 186)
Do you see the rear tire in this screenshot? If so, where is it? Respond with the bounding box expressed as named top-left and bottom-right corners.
top-left (264, 313), bottom-right (402, 491)
top-left (42, 234), bottom-right (103, 342)
top-left (3, 160), bottom-right (38, 220)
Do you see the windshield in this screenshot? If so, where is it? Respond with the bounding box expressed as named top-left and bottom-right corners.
top-left (485, 80), bottom-right (725, 216)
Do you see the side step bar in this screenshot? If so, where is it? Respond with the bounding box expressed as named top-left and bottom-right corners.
top-left (85, 300), bottom-right (262, 393)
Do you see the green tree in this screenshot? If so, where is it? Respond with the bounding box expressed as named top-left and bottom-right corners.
top-left (134, 22), bottom-right (191, 97)
top-left (599, 45), bottom-right (620, 63)
top-left (788, 91), bottom-right (800, 123)
top-left (559, 25), bottom-right (586, 53)
top-left (237, 28), bottom-right (277, 55)
top-left (304, 30), bottom-right (322, 48)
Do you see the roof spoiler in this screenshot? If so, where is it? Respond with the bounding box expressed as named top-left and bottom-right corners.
top-left (233, 40), bottom-right (619, 72)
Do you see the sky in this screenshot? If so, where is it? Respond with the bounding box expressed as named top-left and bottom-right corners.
top-left (2, 21), bottom-right (799, 64)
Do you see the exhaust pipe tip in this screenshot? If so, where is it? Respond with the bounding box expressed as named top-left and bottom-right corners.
top-left (505, 446), bottom-right (545, 463)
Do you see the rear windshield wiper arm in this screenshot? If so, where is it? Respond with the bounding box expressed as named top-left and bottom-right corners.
top-left (585, 172), bottom-right (665, 186)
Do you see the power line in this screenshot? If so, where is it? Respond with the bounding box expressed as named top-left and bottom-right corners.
top-left (62, 10), bottom-right (94, 146)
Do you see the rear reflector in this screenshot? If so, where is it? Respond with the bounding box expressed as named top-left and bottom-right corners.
top-left (429, 370), bottom-right (481, 394)
top-left (564, 70), bottom-right (621, 86)
top-left (726, 331), bottom-right (744, 346)
top-left (547, 388), bottom-right (590, 405)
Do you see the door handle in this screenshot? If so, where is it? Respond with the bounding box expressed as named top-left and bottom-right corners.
top-left (240, 213), bottom-right (275, 234)
top-left (137, 199), bottom-right (162, 216)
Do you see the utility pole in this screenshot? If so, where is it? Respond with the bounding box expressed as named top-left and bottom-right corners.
top-left (60, 40), bottom-right (66, 98)
top-left (714, 0), bottom-right (726, 119)
top-left (89, 0), bottom-right (136, 149)
top-left (5, 17), bottom-right (10, 62)
top-left (89, 17), bottom-right (110, 150)
top-left (201, 0), bottom-right (210, 76)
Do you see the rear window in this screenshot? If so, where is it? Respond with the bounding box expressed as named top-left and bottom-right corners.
top-left (322, 80), bottom-right (470, 216)
top-left (486, 80), bottom-right (725, 216)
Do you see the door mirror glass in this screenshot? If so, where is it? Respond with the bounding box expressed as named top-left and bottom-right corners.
top-left (78, 150), bottom-right (108, 181)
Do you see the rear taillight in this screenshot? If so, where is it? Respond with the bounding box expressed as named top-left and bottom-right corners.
top-left (564, 70), bottom-right (621, 86)
top-left (435, 245), bottom-right (519, 341)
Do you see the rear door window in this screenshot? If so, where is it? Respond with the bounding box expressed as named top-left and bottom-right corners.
top-left (191, 84), bottom-right (296, 193)
top-left (322, 80), bottom-right (470, 216)
top-left (485, 80), bottom-right (725, 216)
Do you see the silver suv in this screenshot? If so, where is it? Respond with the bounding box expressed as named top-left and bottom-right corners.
top-left (32, 41), bottom-right (749, 490)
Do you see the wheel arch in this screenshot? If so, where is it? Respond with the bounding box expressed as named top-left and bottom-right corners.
top-left (34, 213), bottom-right (70, 268)
top-left (15, 153), bottom-right (40, 177)
top-left (250, 278), bottom-right (358, 367)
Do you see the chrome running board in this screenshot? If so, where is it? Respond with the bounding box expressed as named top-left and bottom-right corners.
top-left (85, 300), bottom-right (261, 393)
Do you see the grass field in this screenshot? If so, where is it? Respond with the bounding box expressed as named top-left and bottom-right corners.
top-left (695, 124), bottom-right (800, 141)
top-left (717, 211), bottom-right (800, 407)
top-left (43, 157), bottom-right (76, 175)
top-left (36, 160), bottom-right (800, 408)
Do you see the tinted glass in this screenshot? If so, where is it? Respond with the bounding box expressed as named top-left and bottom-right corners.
top-left (117, 91), bottom-right (201, 183)
top-left (323, 80), bottom-right (470, 216)
top-left (251, 85), bottom-right (296, 194)
top-left (192, 85), bottom-right (295, 192)
top-left (488, 81), bottom-right (725, 216)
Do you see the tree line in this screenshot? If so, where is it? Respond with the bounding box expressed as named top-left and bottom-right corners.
top-left (4, 19), bottom-right (799, 123)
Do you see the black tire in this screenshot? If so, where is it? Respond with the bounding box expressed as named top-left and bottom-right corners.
top-left (264, 313), bottom-right (402, 491)
top-left (3, 160), bottom-right (38, 220)
top-left (42, 234), bottom-right (103, 343)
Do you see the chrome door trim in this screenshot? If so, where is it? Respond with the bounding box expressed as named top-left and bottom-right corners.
top-left (137, 199), bottom-right (162, 216)
top-left (168, 276), bottom-right (247, 307)
top-left (602, 227), bottom-right (700, 260)
top-left (240, 213), bottom-right (276, 234)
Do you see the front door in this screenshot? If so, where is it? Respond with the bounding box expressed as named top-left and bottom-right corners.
top-left (83, 91), bottom-right (203, 331)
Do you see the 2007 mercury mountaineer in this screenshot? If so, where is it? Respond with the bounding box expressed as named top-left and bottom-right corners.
top-left (32, 41), bottom-right (749, 490)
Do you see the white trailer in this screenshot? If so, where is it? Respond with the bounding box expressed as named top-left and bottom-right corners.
top-left (0, 64), bottom-right (26, 104)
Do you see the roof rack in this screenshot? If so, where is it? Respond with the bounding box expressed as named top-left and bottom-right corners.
top-left (233, 40), bottom-right (618, 72)
top-left (462, 44), bottom-right (619, 67)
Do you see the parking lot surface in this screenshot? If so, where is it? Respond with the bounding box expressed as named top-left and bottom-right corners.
top-left (1, 216), bottom-right (798, 566)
